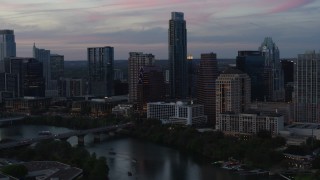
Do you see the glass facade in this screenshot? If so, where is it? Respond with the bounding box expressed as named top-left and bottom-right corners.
top-left (88, 46), bottom-right (114, 97)
top-left (169, 12), bottom-right (188, 99)
top-left (236, 51), bottom-right (265, 101)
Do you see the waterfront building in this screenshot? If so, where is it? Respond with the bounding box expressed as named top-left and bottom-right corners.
top-left (87, 46), bottom-right (114, 97)
top-left (4, 96), bottom-right (51, 114)
top-left (197, 53), bottom-right (218, 126)
top-left (128, 52), bottom-right (155, 103)
top-left (218, 111), bottom-right (284, 136)
top-left (259, 37), bottom-right (284, 101)
top-left (58, 78), bottom-right (83, 97)
top-left (236, 51), bottom-right (265, 101)
top-left (169, 12), bottom-right (188, 99)
top-left (294, 51), bottom-right (320, 123)
top-left (137, 65), bottom-right (165, 112)
top-left (216, 68), bottom-right (251, 129)
top-left (250, 101), bottom-right (293, 124)
top-left (0, 30), bottom-right (16, 73)
top-left (0, 72), bottom-right (18, 97)
top-left (147, 101), bottom-right (207, 126)
top-left (5, 57), bottom-right (45, 97)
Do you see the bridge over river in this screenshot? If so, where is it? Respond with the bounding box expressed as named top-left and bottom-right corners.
top-left (0, 123), bottom-right (132, 150)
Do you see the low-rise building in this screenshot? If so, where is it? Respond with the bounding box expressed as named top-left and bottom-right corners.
top-left (112, 104), bottom-right (133, 117)
top-left (217, 111), bottom-right (284, 136)
top-left (4, 97), bottom-right (51, 114)
top-left (147, 101), bottom-right (207, 126)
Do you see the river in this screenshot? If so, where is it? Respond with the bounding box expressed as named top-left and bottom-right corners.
top-left (0, 125), bottom-right (282, 180)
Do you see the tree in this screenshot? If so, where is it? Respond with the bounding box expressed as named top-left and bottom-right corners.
top-left (1, 164), bottom-right (28, 178)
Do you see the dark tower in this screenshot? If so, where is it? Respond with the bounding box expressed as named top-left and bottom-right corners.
top-left (197, 53), bottom-right (218, 126)
top-left (169, 12), bottom-right (188, 99)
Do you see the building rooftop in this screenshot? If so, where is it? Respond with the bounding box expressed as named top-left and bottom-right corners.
top-left (21, 161), bottom-right (82, 180)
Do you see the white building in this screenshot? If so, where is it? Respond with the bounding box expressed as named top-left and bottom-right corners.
top-left (147, 101), bottom-right (207, 126)
top-left (294, 51), bottom-right (320, 123)
top-left (218, 111), bottom-right (284, 136)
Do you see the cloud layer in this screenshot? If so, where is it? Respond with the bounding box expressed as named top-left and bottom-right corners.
top-left (0, 0), bottom-right (319, 60)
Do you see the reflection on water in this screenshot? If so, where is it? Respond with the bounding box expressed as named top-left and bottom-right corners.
top-left (0, 125), bottom-right (280, 180)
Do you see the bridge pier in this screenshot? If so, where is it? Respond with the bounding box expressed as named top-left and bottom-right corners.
top-left (94, 133), bottom-right (100, 143)
top-left (77, 135), bottom-right (85, 146)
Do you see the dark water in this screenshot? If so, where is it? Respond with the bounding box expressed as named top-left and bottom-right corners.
top-left (0, 125), bottom-right (281, 180)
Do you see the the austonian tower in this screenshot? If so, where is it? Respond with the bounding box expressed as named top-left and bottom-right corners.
top-left (169, 12), bottom-right (188, 99)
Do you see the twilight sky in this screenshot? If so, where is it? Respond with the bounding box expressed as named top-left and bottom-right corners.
top-left (1, 0), bottom-right (319, 60)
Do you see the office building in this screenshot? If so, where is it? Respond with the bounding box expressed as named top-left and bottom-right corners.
top-left (88, 46), bottom-right (114, 97)
top-left (218, 111), bottom-right (284, 136)
top-left (0, 30), bottom-right (16, 73)
top-left (147, 101), bottom-right (207, 126)
top-left (197, 53), bottom-right (218, 126)
top-left (0, 73), bottom-right (18, 97)
top-left (50, 54), bottom-right (64, 90)
top-left (216, 68), bottom-right (251, 129)
top-left (128, 52), bottom-right (155, 103)
top-left (169, 12), bottom-right (188, 99)
top-left (58, 78), bottom-right (83, 97)
top-left (259, 37), bottom-right (284, 101)
top-left (6, 57), bottom-right (45, 97)
top-left (137, 65), bottom-right (165, 112)
top-left (236, 51), bottom-right (265, 101)
top-left (294, 51), bottom-right (320, 123)
top-left (33, 44), bottom-right (51, 91)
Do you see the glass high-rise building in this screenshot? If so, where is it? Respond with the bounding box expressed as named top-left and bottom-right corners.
top-left (259, 37), bottom-right (284, 101)
top-left (169, 12), bottom-right (188, 99)
top-left (87, 46), bottom-right (114, 97)
top-left (0, 30), bottom-right (16, 73)
top-left (33, 44), bottom-right (51, 90)
top-left (294, 51), bottom-right (320, 123)
top-left (236, 51), bottom-right (265, 101)
top-left (6, 57), bottom-right (45, 97)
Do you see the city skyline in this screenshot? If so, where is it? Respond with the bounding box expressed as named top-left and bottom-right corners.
top-left (1, 0), bottom-right (320, 60)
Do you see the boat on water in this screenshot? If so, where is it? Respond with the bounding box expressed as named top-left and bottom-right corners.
top-left (38, 131), bottom-right (52, 136)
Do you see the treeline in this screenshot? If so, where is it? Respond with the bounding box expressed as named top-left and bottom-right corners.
top-left (129, 118), bottom-right (286, 169)
top-left (0, 140), bottom-right (108, 179)
top-left (23, 115), bottom-right (128, 129)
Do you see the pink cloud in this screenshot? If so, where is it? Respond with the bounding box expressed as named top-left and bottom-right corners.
top-left (267, 0), bottom-right (314, 13)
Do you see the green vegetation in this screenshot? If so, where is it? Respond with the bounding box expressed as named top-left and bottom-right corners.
top-left (129, 118), bottom-right (286, 169)
top-left (0, 140), bottom-right (108, 180)
top-left (0, 164), bottom-right (28, 178)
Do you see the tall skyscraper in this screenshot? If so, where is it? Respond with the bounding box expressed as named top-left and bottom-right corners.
top-left (216, 68), bottom-right (251, 129)
top-left (197, 53), bottom-right (218, 126)
top-left (128, 52), bottom-right (155, 103)
top-left (294, 51), bottom-right (320, 123)
top-left (0, 30), bottom-right (16, 73)
top-left (259, 37), bottom-right (284, 101)
top-left (33, 44), bottom-right (51, 90)
top-left (87, 46), bottom-right (114, 97)
top-left (236, 51), bottom-right (265, 101)
top-left (169, 12), bottom-right (188, 99)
